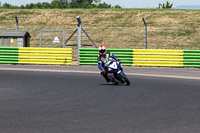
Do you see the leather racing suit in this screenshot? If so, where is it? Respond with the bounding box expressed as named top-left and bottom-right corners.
top-left (98, 51), bottom-right (118, 82)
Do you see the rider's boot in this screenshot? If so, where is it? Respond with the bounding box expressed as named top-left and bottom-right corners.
top-left (101, 72), bottom-right (111, 82)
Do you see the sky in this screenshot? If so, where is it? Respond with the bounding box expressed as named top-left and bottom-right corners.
top-left (0, 0), bottom-right (200, 8)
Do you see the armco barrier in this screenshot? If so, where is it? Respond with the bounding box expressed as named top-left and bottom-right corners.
top-left (132, 49), bottom-right (184, 67)
top-left (0, 47), bottom-right (72, 65)
top-left (184, 50), bottom-right (200, 67)
top-left (79, 48), bottom-right (200, 68)
top-left (79, 48), bottom-right (133, 66)
top-left (0, 47), bottom-right (18, 64)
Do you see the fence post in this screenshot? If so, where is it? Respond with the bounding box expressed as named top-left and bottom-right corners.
top-left (15, 16), bottom-right (18, 31)
top-left (77, 16), bottom-right (82, 61)
top-left (142, 17), bottom-right (147, 49)
top-left (63, 30), bottom-right (65, 48)
top-left (40, 30), bottom-right (42, 47)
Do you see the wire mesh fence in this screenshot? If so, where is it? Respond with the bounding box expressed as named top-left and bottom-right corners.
top-left (1, 23), bottom-right (200, 60)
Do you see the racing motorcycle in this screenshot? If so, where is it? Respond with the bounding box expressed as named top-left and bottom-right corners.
top-left (103, 59), bottom-right (130, 85)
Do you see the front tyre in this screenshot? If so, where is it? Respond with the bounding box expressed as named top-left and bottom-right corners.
top-left (119, 72), bottom-right (130, 86)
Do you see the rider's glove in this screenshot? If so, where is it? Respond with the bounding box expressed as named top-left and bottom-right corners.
top-left (115, 58), bottom-right (120, 61)
top-left (101, 69), bottom-right (106, 75)
top-left (102, 69), bottom-right (106, 73)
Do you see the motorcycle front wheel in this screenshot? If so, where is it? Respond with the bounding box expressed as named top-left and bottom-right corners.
top-left (119, 72), bottom-right (130, 86)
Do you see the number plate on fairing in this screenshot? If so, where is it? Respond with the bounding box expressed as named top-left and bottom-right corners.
top-left (107, 61), bottom-right (117, 69)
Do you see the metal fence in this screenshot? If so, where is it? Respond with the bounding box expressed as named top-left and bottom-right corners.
top-left (1, 23), bottom-right (200, 48)
top-left (1, 22), bottom-right (200, 60)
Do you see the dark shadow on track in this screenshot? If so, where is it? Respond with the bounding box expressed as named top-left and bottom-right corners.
top-left (99, 83), bottom-right (130, 86)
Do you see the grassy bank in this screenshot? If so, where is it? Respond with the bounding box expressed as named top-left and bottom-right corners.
top-left (1, 8), bottom-right (200, 25)
top-left (0, 8), bottom-right (200, 60)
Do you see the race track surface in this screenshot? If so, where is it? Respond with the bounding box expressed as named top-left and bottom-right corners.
top-left (0, 65), bottom-right (200, 133)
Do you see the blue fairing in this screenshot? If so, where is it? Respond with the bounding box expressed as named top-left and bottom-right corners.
top-left (104, 59), bottom-right (122, 73)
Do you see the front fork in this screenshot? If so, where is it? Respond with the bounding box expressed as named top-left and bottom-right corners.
top-left (115, 70), bottom-right (126, 81)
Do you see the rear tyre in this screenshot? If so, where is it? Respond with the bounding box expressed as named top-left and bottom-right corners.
top-left (119, 72), bottom-right (130, 85)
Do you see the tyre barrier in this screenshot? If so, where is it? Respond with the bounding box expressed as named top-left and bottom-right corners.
top-left (0, 47), bottom-right (72, 65)
top-left (79, 48), bottom-right (200, 68)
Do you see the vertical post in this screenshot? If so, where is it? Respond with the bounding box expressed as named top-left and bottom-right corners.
top-left (63, 30), bottom-right (65, 48)
top-left (15, 16), bottom-right (18, 31)
top-left (77, 16), bottom-right (82, 63)
top-left (142, 17), bottom-right (147, 49)
top-left (40, 30), bottom-right (42, 47)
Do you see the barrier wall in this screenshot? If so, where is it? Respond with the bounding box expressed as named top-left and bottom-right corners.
top-left (79, 48), bottom-right (133, 66)
top-left (1, 47), bottom-right (200, 67)
top-left (132, 49), bottom-right (183, 67)
top-left (0, 47), bottom-right (18, 64)
top-left (184, 50), bottom-right (200, 67)
top-left (79, 48), bottom-right (200, 68)
top-left (0, 47), bottom-right (72, 65)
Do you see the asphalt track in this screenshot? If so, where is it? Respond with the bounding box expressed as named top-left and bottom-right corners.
top-left (0, 65), bottom-right (200, 133)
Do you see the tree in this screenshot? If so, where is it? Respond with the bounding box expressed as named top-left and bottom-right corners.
top-left (0, 0), bottom-right (120, 9)
top-left (2, 3), bottom-right (12, 8)
top-left (112, 5), bottom-right (121, 9)
top-left (158, 1), bottom-right (173, 9)
top-left (97, 2), bottom-right (111, 8)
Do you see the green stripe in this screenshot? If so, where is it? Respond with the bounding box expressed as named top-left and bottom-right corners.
top-left (184, 59), bottom-right (200, 62)
top-left (184, 65), bottom-right (200, 67)
top-left (0, 47), bottom-right (18, 50)
top-left (184, 50), bottom-right (200, 53)
top-left (0, 61), bottom-right (18, 64)
top-left (184, 56), bottom-right (200, 59)
top-left (0, 50), bottom-right (18, 53)
top-left (0, 47), bottom-right (18, 64)
top-left (183, 50), bottom-right (200, 67)
top-left (184, 62), bottom-right (200, 65)
top-left (184, 53), bottom-right (200, 56)
top-left (0, 58), bottom-right (18, 61)
top-left (80, 51), bottom-right (98, 54)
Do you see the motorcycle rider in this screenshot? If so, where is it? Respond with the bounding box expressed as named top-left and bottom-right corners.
top-left (98, 45), bottom-right (120, 82)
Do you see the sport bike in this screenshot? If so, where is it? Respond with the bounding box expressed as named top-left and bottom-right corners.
top-left (104, 59), bottom-right (130, 85)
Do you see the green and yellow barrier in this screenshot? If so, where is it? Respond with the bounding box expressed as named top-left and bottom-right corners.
top-left (133, 49), bottom-right (184, 67)
top-left (1, 47), bottom-right (200, 67)
top-left (79, 48), bottom-right (200, 68)
top-left (184, 50), bottom-right (200, 67)
top-left (0, 47), bottom-right (72, 65)
top-left (79, 48), bottom-right (133, 66)
top-left (0, 47), bottom-right (18, 64)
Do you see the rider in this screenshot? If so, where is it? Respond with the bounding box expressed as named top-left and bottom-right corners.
top-left (98, 45), bottom-right (120, 82)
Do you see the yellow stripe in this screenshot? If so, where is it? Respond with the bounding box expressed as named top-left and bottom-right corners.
top-left (18, 53), bottom-right (72, 57)
top-left (133, 61), bottom-right (183, 65)
top-left (133, 52), bottom-right (183, 55)
top-left (132, 64), bottom-right (183, 67)
top-left (19, 51), bottom-right (72, 54)
top-left (18, 59), bottom-right (71, 63)
top-left (133, 49), bottom-right (183, 53)
top-left (133, 55), bottom-right (183, 59)
top-left (18, 56), bottom-right (72, 60)
top-left (133, 58), bottom-right (183, 61)
top-left (18, 62), bottom-right (72, 65)
top-left (19, 47), bottom-right (72, 51)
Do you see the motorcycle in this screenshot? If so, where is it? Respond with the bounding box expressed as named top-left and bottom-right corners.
top-left (103, 59), bottom-right (130, 85)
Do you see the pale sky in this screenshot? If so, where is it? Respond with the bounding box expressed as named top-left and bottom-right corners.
top-left (0, 0), bottom-right (200, 8)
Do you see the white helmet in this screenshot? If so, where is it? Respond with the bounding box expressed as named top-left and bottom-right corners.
top-left (99, 45), bottom-right (106, 55)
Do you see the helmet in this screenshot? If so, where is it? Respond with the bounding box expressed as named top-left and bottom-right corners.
top-left (99, 45), bottom-right (106, 55)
